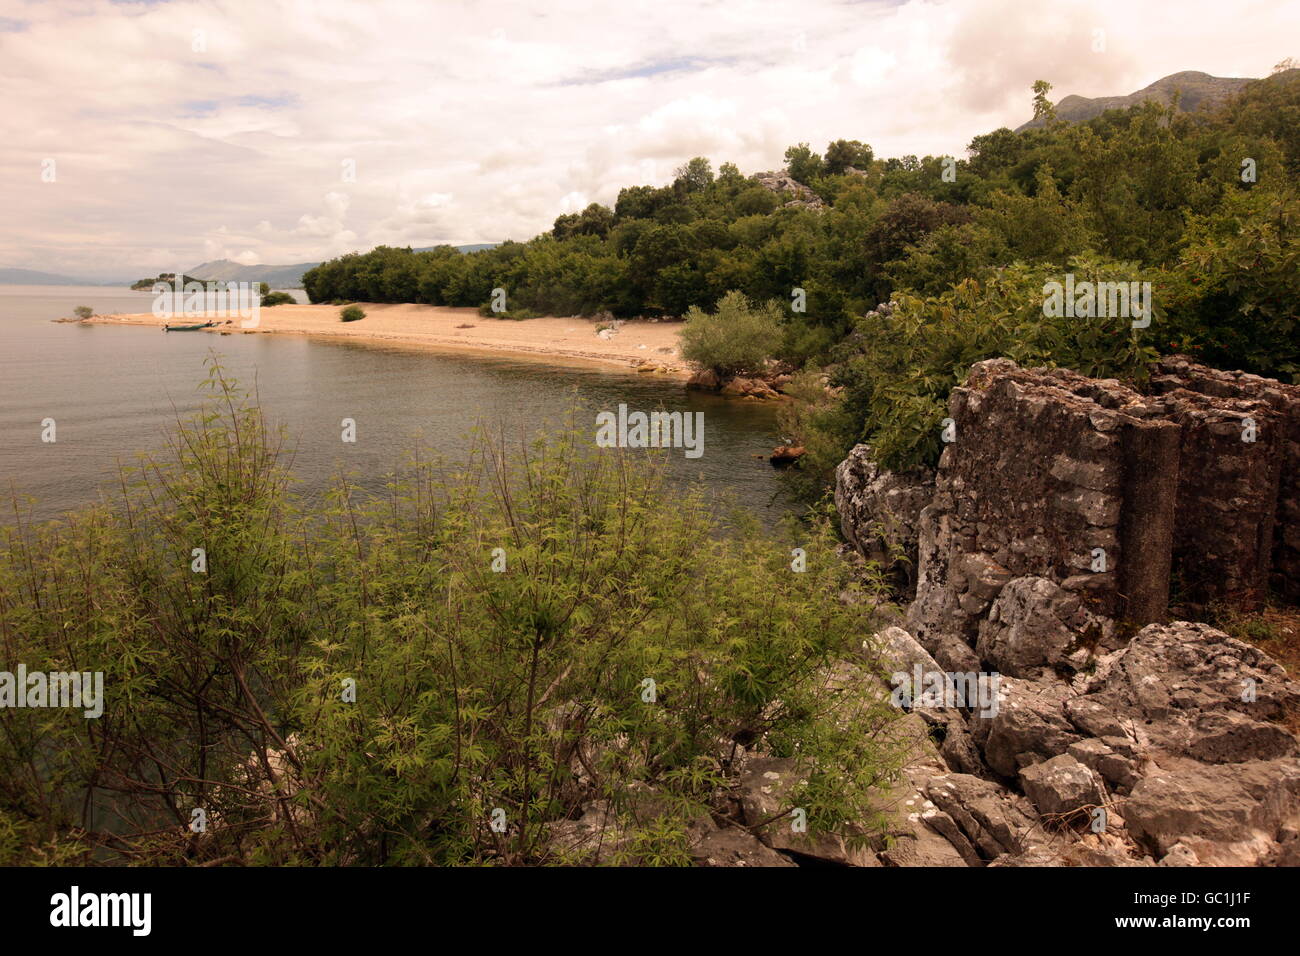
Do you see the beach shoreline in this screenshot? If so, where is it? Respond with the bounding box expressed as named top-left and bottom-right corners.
top-left (85, 302), bottom-right (692, 379)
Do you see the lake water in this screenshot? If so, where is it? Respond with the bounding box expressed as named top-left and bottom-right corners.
top-left (0, 286), bottom-right (792, 525)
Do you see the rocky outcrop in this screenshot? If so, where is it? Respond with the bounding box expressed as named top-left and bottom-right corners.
top-left (751, 169), bottom-right (825, 209)
top-left (687, 364), bottom-right (793, 401)
top-left (875, 619), bottom-right (1300, 867)
top-left (819, 357), bottom-right (1300, 867)
top-left (719, 375), bottom-right (782, 400)
top-left (904, 359), bottom-right (1180, 646)
top-left (834, 444), bottom-right (935, 592)
top-left (1149, 356), bottom-right (1300, 602)
top-left (900, 357), bottom-right (1297, 651)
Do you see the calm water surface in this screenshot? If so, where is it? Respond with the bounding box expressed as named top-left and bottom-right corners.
top-left (0, 286), bottom-right (792, 524)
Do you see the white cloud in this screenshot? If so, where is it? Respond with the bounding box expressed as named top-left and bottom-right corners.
top-left (0, 0), bottom-right (1296, 277)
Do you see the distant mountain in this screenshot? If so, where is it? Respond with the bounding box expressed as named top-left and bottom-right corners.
top-left (1017, 71), bottom-right (1256, 131)
top-left (0, 267), bottom-right (107, 285)
top-left (186, 259), bottom-right (322, 289)
top-left (441, 243), bottom-right (498, 254)
top-left (187, 245), bottom-right (499, 289)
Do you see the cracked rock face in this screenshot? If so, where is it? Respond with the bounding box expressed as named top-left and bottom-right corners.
top-left (900, 356), bottom-right (1300, 649)
top-left (874, 620), bottom-right (1300, 867)
top-left (1069, 621), bottom-right (1300, 766)
top-left (823, 357), bottom-right (1300, 869)
top-left (1019, 754), bottom-right (1106, 818)
top-left (834, 444), bottom-right (935, 593)
top-left (976, 575), bottom-right (1117, 678)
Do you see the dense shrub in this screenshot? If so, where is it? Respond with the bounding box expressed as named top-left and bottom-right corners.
top-left (829, 257), bottom-right (1160, 472)
top-left (261, 291), bottom-right (296, 307)
top-left (340, 305), bottom-right (365, 322)
top-left (0, 365), bottom-right (909, 865)
top-left (678, 291), bottom-right (784, 377)
top-left (1163, 187), bottom-right (1300, 381)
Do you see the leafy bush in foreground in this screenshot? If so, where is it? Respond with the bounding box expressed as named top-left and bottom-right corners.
top-left (0, 365), bottom-right (909, 865)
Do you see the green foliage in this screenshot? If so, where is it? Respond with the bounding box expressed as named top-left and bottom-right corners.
top-left (1163, 187), bottom-right (1300, 380)
top-left (674, 157), bottom-right (714, 192)
top-left (1031, 79), bottom-right (1057, 125)
top-left (825, 139), bottom-right (874, 175)
top-left (261, 291), bottom-right (295, 307)
top-left (73, 305), bottom-right (93, 320)
top-left (0, 364), bottom-right (909, 865)
top-left (832, 258), bottom-right (1160, 470)
top-left (297, 73), bottom-right (1300, 385)
top-left (678, 291), bottom-right (784, 376)
top-left (784, 143), bottom-right (825, 184)
top-left (340, 305), bottom-right (366, 322)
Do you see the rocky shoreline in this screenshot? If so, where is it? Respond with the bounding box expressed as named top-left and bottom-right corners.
top-left (560, 355), bottom-right (1300, 867)
top-left (827, 355), bottom-right (1300, 867)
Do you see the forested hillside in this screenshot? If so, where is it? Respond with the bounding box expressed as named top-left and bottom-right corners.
top-left (304, 70), bottom-right (1300, 477)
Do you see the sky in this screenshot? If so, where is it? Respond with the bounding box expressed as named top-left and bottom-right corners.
top-left (1, 0), bottom-right (1296, 280)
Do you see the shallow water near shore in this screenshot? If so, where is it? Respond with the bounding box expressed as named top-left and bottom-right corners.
top-left (0, 286), bottom-right (793, 525)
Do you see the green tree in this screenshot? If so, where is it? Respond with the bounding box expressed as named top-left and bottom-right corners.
top-left (824, 139), bottom-right (874, 175)
top-left (784, 143), bottom-right (825, 184)
top-left (678, 290), bottom-right (784, 376)
top-left (1031, 79), bottom-right (1058, 125)
top-left (674, 156), bottom-right (714, 192)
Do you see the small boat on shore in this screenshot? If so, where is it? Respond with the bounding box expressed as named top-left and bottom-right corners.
top-left (163, 321), bottom-right (219, 332)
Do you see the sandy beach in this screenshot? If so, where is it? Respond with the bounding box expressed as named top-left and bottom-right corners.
top-left (86, 302), bottom-right (690, 378)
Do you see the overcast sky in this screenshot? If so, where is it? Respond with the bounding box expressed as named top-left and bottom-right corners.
top-left (1, 0), bottom-right (1295, 279)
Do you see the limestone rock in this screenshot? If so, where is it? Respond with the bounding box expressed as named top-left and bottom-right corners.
top-left (1019, 754), bottom-right (1107, 818)
top-left (1068, 621), bottom-right (1300, 765)
top-left (686, 367), bottom-right (720, 391)
top-left (834, 444), bottom-right (935, 591)
top-left (751, 169), bottom-right (825, 209)
top-left (1123, 758), bottom-right (1300, 864)
top-left (689, 828), bottom-right (799, 867)
top-left (977, 576), bottom-right (1115, 678)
